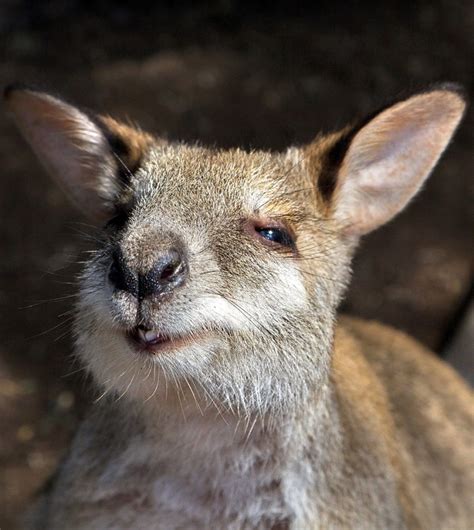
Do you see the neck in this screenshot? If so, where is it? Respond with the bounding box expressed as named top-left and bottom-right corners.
top-left (118, 375), bottom-right (337, 467)
top-left (95, 368), bottom-right (344, 527)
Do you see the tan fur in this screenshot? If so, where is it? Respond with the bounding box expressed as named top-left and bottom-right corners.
top-left (334, 90), bottom-right (466, 235)
top-left (6, 85), bottom-right (472, 529)
top-left (333, 318), bottom-right (474, 529)
top-left (98, 115), bottom-right (155, 172)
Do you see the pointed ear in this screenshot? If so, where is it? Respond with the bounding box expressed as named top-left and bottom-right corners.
top-left (308, 85), bottom-right (467, 236)
top-left (4, 85), bottom-right (154, 221)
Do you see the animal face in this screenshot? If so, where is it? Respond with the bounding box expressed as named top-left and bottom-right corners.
top-left (5, 84), bottom-right (465, 416)
top-left (77, 144), bottom-right (347, 414)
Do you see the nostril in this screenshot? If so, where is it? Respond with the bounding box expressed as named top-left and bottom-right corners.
top-left (108, 249), bottom-right (139, 297)
top-left (138, 250), bottom-right (187, 300)
top-left (108, 260), bottom-right (121, 285)
top-left (160, 260), bottom-right (181, 281)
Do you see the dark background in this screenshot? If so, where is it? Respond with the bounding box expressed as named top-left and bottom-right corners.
top-left (0, 1), bottom-right (472, 527)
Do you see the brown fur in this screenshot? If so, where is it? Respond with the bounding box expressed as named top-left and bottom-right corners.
top-left (98, 115), bottom-right (155, 176)
top-left (5, 84), bottom-right (472, 529)
top-left (335, 318), bottom-right (474, 529)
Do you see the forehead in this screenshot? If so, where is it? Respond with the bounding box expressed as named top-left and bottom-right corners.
top-left (133, 144), bottom-right (316, 219)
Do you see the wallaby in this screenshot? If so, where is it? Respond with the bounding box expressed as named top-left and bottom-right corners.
top-left (5, 83), bottom-right (473, 530)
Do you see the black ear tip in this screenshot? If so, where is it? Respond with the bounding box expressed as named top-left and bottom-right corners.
top-left (3, 82), bottom-right (45, 103)
top-left (4, 82), bottom-right (29, 101)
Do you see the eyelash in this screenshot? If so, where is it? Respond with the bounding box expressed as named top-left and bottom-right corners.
top-left (247, 220), bottom-right (296, 250)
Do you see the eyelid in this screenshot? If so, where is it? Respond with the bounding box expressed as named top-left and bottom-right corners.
top-left (243, 217), bottom-right (297, 250)
top-left (248, 215), bottom-right (294, 233)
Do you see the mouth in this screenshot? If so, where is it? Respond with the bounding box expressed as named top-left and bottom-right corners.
top-left (127, 325), bottom-right (201, 354)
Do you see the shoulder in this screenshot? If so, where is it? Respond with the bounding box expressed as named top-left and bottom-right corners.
top-left (333, 316), bottom-right (474, 526)
top-left (335, 315), bottom-right (473, 405)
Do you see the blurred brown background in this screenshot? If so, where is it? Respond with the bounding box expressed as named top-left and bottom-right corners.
top-left (0, 1), bottom-right (472, 528)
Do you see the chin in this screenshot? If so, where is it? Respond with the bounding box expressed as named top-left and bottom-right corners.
top-left (74, 315), bottom-right (226, 404)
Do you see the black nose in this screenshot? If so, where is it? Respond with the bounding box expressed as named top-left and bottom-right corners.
top-left (108, 248), bottom-right (187, 301)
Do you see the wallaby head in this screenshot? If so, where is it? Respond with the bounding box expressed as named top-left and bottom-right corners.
top-left (4, 84), bottom-right (466, 418)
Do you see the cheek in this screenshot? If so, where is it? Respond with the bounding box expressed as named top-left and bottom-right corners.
top-left (225, 262), bottom-right (308, 328)
top-left (271, 262), bottom-right (308, 310)
top-left (253, 260), bottom-right (308, 311)
top-left (158, 261), bottom-right (308, 340)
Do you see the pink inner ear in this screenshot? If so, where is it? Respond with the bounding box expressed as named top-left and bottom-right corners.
top-left (6, 89), bottom-right (118, 221)
top-left (333, 90), bottom-right (466, 236)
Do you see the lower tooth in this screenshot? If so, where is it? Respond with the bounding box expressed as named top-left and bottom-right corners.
top-left (137, 329), bottom-right (148, 342)
top-left (145, 331), bottom-right (158, 342)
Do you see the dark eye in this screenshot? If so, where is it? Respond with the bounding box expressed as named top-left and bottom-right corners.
top-left (104, 207), bottom-right (129, 232)
top-left (255, 227), bottom-right (295, 248)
